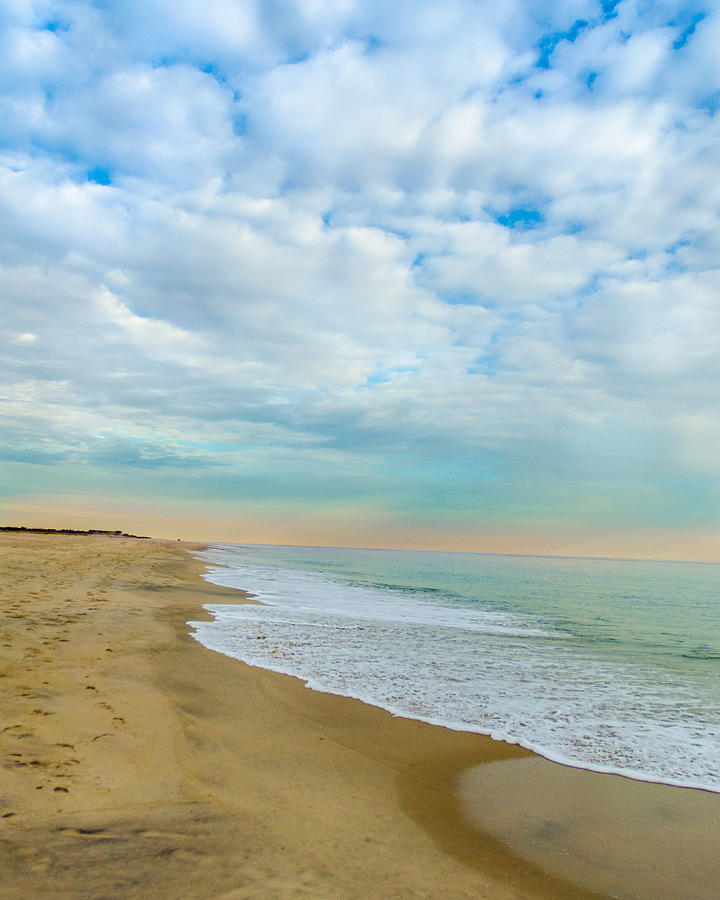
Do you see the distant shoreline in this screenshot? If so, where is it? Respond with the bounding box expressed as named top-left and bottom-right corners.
top-left (0, 525), bottom-right (151, 539)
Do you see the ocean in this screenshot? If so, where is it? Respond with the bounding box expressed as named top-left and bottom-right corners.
top-left (188, 543), bottom-right (720, 793)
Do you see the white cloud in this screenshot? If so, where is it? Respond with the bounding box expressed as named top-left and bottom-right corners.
top-left (94, 287), bottom-right (207, 362)
top-left (416, 221), bottom-right (618, 306)
top-left (2, 0), bottom-right (720, 531)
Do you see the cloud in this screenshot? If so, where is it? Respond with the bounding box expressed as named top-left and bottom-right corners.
top-left (13, 331), bottom-right (37, 344)
top-left (2, 0), bottom-right (720, 543)
top-left (94, 286), bottom-right (208, 364)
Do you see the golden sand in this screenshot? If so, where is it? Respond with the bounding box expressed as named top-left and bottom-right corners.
top-left (1, 532), bottom-right (713, 898)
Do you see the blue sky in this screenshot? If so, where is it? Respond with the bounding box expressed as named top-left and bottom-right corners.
top-left (2, 0), bottom-right (720, 558)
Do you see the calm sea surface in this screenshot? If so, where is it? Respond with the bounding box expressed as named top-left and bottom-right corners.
top-left (189, 544), bottom-right (720, 792)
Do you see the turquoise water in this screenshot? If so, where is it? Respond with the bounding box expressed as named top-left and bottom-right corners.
top-left (189, 544), bottom-right (720, 791)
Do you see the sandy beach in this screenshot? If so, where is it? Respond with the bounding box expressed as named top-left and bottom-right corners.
top-left (1, 532), bottom-right (717, 899)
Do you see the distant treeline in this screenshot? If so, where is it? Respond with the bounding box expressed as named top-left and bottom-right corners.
top-left (0, 526), bottom-right (151, 539)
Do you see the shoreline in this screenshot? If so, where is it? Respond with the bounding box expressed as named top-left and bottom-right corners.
top-left (192, 545), bottom-right (720, 797)
top-left (2, 532), bottom-right (717, 898)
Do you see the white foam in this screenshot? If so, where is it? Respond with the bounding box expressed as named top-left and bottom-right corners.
top-left (199, 556), bottom-right (556, 638)
top-left (189, 547), bottom-right (720, 793)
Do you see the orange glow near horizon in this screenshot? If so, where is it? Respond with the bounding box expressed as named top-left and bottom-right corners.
top-left (4, 497), bottom-right (720, 563)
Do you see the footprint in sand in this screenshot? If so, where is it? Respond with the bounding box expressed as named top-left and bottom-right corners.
top-left (73, 827), bottom-right (111, 837)
top-left (7, 755), bottom-right (51, 769)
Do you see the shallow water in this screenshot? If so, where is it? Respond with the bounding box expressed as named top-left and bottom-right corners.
top-left (189, 543), bottom-right (720, 792)
top-left (459, 757), bottom-right (720, 900)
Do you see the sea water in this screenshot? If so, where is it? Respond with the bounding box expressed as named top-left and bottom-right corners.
top-left (188, 544), bottom-right (720, 792)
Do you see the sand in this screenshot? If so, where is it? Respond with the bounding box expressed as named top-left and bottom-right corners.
top-left (1, 532), bottom-right (715, 899)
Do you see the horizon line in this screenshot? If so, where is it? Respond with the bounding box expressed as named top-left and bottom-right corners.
top-left (201, 539), bottom-right (718, 566)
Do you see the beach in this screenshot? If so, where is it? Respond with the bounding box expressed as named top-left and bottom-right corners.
top-left (1, 532), bottom-right (717, 899)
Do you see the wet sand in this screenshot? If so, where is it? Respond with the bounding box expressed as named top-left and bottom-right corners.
top-left (460, 756), bottom-right (720, 900)
top-left (1, 532), bottom-right (715, 898)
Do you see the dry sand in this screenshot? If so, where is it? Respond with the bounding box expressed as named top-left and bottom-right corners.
top-left (0, 532), bottom-right (712, 899)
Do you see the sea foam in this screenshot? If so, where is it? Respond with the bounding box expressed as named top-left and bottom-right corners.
top-left (189, 544), bottom-right (720, 792)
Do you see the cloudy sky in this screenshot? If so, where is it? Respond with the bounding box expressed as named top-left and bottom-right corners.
top-left (2, 0), bottom-right (720, 558)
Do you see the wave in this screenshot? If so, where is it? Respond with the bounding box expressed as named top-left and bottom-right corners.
top-left (190, 545), bottom-right (720, 794)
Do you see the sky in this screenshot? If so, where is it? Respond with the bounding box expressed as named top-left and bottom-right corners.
top-left (2, 0), bottom-right (720, 559)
